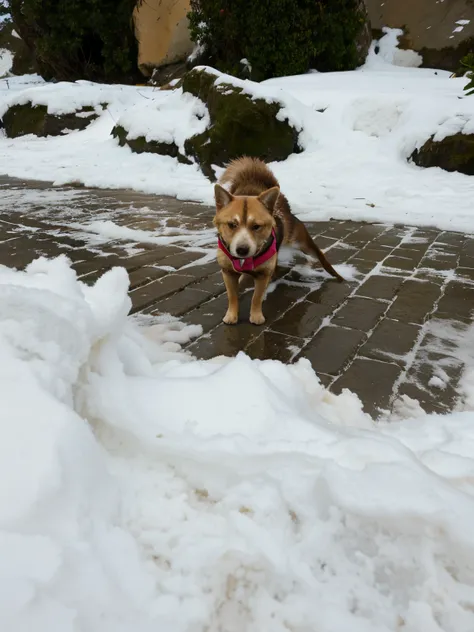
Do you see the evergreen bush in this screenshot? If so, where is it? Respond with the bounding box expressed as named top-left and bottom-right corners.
top-left (188, 0), bottom-right (369, 81)
top-left (6, 0), bottom-right (139, 82)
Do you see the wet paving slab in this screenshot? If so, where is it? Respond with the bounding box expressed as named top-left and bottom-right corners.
top-left (2, 175), bottom-right (474, 419)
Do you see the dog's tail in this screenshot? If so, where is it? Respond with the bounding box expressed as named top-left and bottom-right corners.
top-left (219, 157), bottom-right (279, 195)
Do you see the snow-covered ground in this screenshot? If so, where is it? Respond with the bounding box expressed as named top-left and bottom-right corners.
top-left (0, 29), bottom-right (474, 232)
top-left (2, 256), bottom-right (474, 632)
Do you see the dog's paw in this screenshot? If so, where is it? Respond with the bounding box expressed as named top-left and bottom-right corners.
top-left (223, 311), bottom-right (238, 325)
top-left (250, 312), bottom-right (266, 326)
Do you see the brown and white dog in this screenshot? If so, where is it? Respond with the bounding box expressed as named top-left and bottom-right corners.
top-left (214, 157), bottom-right (343, 325)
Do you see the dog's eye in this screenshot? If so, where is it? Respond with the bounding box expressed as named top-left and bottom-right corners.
top-left (227, 221), bottom-right (237, 229)
top-left (251, 224), bottom-right (261, 231)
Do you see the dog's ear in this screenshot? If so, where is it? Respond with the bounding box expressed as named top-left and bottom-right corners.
top-left (214, 184), bottom-right (234, 211)
top-left (258, 186), bottom-right (280, 214)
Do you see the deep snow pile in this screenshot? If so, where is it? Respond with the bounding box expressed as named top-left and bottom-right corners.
top-left (1, 29), bottom-right (474, 231)
top-left (2, 256), bottom-right (474, 632)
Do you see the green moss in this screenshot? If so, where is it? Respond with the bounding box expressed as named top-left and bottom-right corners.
top-left (112, 124), bottom-right (191, 164)
top-left (2, 103), bottom-right (47, 137)
top-left (182, 69), bottom-right (300, 178)
top-left (411, 133), bottom-right (474, 176)
top-left (181, 68), bottom-right (216, 102)
top-left (2, 102), bottom-right (99, 138)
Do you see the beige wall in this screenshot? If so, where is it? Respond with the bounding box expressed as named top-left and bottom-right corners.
top-left (366, 0), bottom-right (474, 51)
top-left (133, 0), bottom-right (194, 77)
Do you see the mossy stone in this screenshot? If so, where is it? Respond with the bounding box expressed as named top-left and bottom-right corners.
top-left (2, 102), bottom-right (99, 138)
top-left (2, 103), bottom-right (47, 137)
top-left (0, 21), bottom-right (36, 75)
top-left (182, 68), bottom-right (300, 179)
top-left (410, 133), bottom-right (474, 176)
top-left (111, 124), bottom-right (191, 164)
top-left (181, 68), bottom-right (216, 102)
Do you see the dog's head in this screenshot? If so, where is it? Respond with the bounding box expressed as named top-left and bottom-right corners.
top-left (213, 184), bottom-right (279, 258)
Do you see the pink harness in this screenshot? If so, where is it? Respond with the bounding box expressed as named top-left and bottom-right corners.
top-left (218, 229), bottom-right (277, 273)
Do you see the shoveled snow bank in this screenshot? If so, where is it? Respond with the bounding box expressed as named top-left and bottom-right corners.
top-left (2, 256), bottom-right (474, 631)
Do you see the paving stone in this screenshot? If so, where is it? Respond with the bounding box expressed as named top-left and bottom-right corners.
top-left (395, 381), bottom-right (450, 415)
top-left (391, 247), bottom-right (426, 263)
top-left (316, 373), bottom-right (334, 388)
top-left (386, 279), bottom-right (442, 324)
top-left (435, 231), bottom-right (466, 249)
top-left (184, 294), bottom-right (229, 333)
top-left (407, 228), bottom-right (439, 244)
top-left (74, 253), bottom-right (124, 276)
top-left (312, 236), bottom-right (338, 250)
top-left (360, 318), bottom-right (421, 365)
top-left (157, 250), bottom-right (204, 269)
top-left (413, 270), bottom-right (448, 284)
top-left (322, 222), bottom-right (360, 240)
top-left (462, 237), bottom-right (474, 255)
top-left (396, 358), bottom-right (462, 413)
top-left (416, 330), bottom-right (465, 364)
top-left (353, 247), bottom-right (390, 263)
top-left (182, 262), bottom-right (221, 281)
top-left (380, 256), bottom-right (417, 272)
top-left (123, 246), bottom-right (183, 268)
top-left (271, 300), bottom-right (329, 338)
top-left (347, 257), bottom-right (377, 275)
top-left (128, 266), bottom-right (167, 289)
top-left (189, 271), bottom-right (225, 296)
top-left (321, 246), bottom-right (356, 264)
top-left (356, 275), bottom-right (404, 301)
top-left (130, 274), bottom-right (195, 312)
top-left (187, 323), bottom-right (260, 360)
top-left (419, 252), bottom-right (458, 272)
top-left (459, 253), bottom-right (474, 269)
top-left (331, 358), bottom-right (401, 418)
top-left (308, 221), bottom-right (335, 234)
top-left (343, 224), bottom-right (387, 245)
top-left (298, 326), bottom-right (366, 375)
top-left (2, 235), bottom-right (70, 268)
top-left (370, 228), bottom-right (407, 248)
top-left (434, 281), bottom-right (474, 322)
top-left (457, 267), bottom-right (474, 283)
top-left (332, 297), bottom-right (387, 331)
top-left (145, 288), bottom-right (210, 317)
top-left (263, 283), bottom-right (309, 325)
top-left (306, 279), bottom-right (354, 308)
top-left (246, 331), bottom-right (303, 363)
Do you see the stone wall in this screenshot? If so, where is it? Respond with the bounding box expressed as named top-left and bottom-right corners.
top-left (133, 0), bottom-right (194, 77)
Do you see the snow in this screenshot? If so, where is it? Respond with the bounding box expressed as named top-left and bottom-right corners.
top-left (2, 255), bottom-right (474, 630)
top-left (0, 29), bottom-right (473, 230)
top-left (0, 48), bottom-right (12, 77)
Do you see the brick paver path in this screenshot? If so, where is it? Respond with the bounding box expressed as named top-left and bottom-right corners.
top-left (2, 175), bottom-right (474, 419)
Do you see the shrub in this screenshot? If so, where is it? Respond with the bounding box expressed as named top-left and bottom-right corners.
top-left (461, 53), bottom-right (474, 96)
top-left (6, 0), bottom-right (140, 82)
top-left (188, 0), bottom-right (369, 81)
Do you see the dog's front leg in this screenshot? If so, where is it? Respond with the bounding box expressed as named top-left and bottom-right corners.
top-left (222, 269), bottom-right (240, 324)
top-left (250, 273), bottom-right (272, 325)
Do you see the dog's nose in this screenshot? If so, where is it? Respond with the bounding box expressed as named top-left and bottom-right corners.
top-left (236, 245), bottom-right (250, 257)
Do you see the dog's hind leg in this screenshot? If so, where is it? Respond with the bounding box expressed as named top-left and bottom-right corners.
top-left (296, 222), bottom-right (344, 282)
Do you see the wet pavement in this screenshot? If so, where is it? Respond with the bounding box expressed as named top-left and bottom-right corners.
top-left (2, 175), bottom-right (474, 419)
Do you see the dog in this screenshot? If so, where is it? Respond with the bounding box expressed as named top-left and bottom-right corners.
top-left (213, 157), bottom-right (343, 325)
